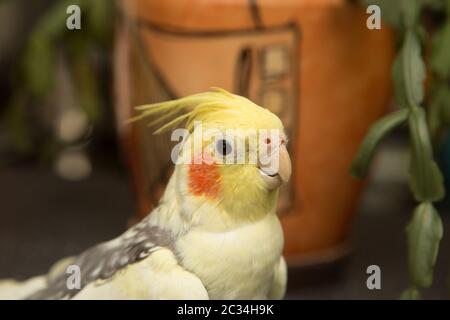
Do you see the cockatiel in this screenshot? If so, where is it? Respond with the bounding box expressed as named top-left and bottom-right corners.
top-left (0, 88), bottom-right (291, 300)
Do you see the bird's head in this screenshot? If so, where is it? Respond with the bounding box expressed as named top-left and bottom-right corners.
top-left (133, 88), bottom-right (292, 226)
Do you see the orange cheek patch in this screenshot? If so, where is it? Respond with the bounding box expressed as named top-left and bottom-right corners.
top-left (188, 153), bottom-right (221, 199)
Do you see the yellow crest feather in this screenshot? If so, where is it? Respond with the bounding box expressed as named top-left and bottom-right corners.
top-left (129, 87), bottom-right (282, 134)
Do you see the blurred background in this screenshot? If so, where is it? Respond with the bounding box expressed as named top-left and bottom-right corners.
top-left (1, 0), bottom-right (450, 299)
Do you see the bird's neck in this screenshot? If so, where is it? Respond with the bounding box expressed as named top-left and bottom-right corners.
top-left (146, 167), bottom-right (279, 235)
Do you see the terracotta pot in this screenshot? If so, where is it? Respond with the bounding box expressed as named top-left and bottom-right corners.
top-left (114, 0), bottom-right (395, 268)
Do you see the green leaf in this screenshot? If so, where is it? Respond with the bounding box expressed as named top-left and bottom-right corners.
top-left (392, 53), bottom-right (408, 108)
top-left (430, 20), bottom-right (450, 78)
top-left (408, 106), bottom-right (445, 201)
top-left (392, 32), bottom-right (426, 109)
top-left (400, 287), bottom-right (421, 300)
top-left (401, 0), bottom-right (421, 29)
top-left (350, 109), bottom-right (409, 178)
top-left (401, 32), bottom-right (426, 107)
top-left (406, 203), bottom-right (443, 288)
top-left (72, 53), bottom-right (102, 123)
top-left (428, 82), bottom-right (450, 137)
top-left (86, 0), bottom-right (113, 45)
top-left (22, 32), bottom-right (55, 98)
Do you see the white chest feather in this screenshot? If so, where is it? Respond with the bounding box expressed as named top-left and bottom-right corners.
top-left (175, 213), bottom-right (284, 299)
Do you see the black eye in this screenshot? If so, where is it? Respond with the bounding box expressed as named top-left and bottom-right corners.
top-left (216, 139), bottom-right (233, 156)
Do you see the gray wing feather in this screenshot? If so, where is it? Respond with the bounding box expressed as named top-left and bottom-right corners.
top-left (27, 210), bottom-right (174, 300)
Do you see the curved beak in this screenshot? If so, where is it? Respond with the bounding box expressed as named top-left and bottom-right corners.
top-left (258, 144), bottom-right (292, 190)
